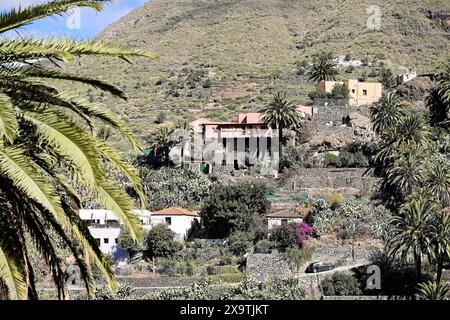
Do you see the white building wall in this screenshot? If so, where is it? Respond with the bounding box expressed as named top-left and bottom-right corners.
top-left (88, 227), bottom-right (121, 254)
top-left (268, 217), bottom-right (304, 230)
top-left (151, 215), bottom-right (200, 241)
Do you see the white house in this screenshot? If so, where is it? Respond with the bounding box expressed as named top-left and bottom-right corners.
top-left (79, 209), bottom-right (152, 254)
top-left (397, 69), bottom-right (417, 85)
top-left (267, 210), bottom-right (305, 230)
top-left (151, 207), bottom-right (200, 241)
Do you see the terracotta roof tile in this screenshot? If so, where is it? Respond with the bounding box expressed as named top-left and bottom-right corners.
top-left (153, 207), bottom-right (199, 217)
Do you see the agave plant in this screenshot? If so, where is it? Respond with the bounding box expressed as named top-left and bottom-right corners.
top-left (0, 0), bottom-right (158, 299)
top-left (416, 281), bottom-right (449, 300)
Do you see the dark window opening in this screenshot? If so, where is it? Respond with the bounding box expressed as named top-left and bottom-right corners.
top-left (363, 89), bottom-right (368, 96)
top-left (165, 217), bottom-right (172, 225)
top-left (104, 238), bottom-right (109, 244)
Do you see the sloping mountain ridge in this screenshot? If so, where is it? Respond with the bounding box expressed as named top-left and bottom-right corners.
top-left (65, 0), bottom-right (450, 150)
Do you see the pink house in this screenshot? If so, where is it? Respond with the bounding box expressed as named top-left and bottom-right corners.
top-left (184, 113), bottom-right (280, 174)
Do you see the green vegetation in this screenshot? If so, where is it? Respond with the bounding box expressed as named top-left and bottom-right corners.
top-left (307, 53), bottom-right (339, 83)
top-left (135, 167), bottom-right (212, 211)
top-left (321, 273), bottom-right (362, 296)
top-left (117, 228), bottom-right (142, 263)
top-left (369, 66), bottom-right (450, 290)
top-left (144, 276), bottom-right (305, 300)
top-left (260, 92), bottom-right (303, 164)
top-left (144, 224), bottom-right (182, 259)
top-left (416, 281), bottom-right (449, 300)
top-left (0, 0), bottom-right (157, 300)
top-left (200, 182), bottom-right (271, 238)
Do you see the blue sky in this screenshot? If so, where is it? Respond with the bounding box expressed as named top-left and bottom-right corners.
top-left (0, 0), bottom-right (148, 39)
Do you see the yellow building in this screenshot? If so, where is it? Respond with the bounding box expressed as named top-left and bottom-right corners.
top-left (318, 79), bottom-right (383, 107)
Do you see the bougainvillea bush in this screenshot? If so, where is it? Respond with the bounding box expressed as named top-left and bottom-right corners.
top-left (270, 222), bottom-right (315, 251)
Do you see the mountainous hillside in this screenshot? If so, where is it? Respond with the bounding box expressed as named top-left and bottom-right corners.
top-left (65, 0), bottom-right (450, 150)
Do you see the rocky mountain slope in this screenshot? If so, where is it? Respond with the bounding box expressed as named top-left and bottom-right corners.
top-left (64, 0), bottom-right (450, 150)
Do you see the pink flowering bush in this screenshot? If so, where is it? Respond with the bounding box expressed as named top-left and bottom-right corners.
top-left (270, 222), bottom-right (315, 251)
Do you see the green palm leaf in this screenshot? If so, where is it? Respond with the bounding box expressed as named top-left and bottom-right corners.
top-left (0, 0), bottom-right (108, 33)
top-left (0, 145), bottom-right (63, 216)
top-left (0, 94), bottom-right (18, 144)
top-left (0, 244), bottom-right (26, 300)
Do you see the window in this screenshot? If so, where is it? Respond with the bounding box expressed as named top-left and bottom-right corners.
top-left (115, 238), bottom-right (119, 244)
top-left (95, 238), bottom-right (100, 245)
top-left (267, 137), bottom-right (271, 156)
top-left (363, 89), bottom-right (368, 96)
top-left (165, 217), bottom-right (172, 225)
top-left (281, 219), bottom-right (288, 225)
top-left (351, 89), bottom-right (356, 93)
top-left (104, 238), bottom-right (109, 244)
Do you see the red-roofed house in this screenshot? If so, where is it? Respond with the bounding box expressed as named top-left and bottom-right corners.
top-left (152, 207), bottom-right (200, 241)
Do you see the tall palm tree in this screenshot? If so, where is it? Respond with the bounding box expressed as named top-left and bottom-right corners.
top-left (369, 92), bottom-right (408, 136)
top-left (426, 64), bottom-right (450, 130)
top-left (388, 194), bottom-right (439, 280)
top-left (427, 209), bottom-right (450, 283)
top-left (260, 92), bottom-right (302, 170)
top-left (150, 127), bottom-right (175, 167)
top-left (0, 1), bottom-right (158, 299)
top-left (386, 151), bottom-right (425, 199)
top-left (307, 53), bottom-right (338, 83)
top-left (424, 162), bottom-right (450, 208)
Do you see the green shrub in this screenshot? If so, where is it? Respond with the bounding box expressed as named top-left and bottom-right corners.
top-left (330, 83), bottom-right (349, 99)
top-left (227, 232), bottom-right (253, 256)
top-left (219, 265), bottom-right (240, 274)
top-left (324, 153), bottom-right (342, 167)
top-left (321, 273), bottom-right (362, 296)
top-left (201, 182), bottom-right (272, 238)
top-left (218, 254), bottom-right (234, 266)
top-left (281, 145), bottom-right (306, 171)
top-left (254, 239), bottom-right (275, 254)
top-left (144, 224), bottom-right (183, 259)
top-left (206, 266), bottom-right (219, 275)
top-left (327, 192), bottom-right (345, 210)
top-left (209, 273), bottom-right (248, 284)
top-left (157, 258), bottom-right (196, 277)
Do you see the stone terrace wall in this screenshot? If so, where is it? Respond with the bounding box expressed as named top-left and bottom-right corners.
top-left (282, 168), bottom-right (379, 190)
top-left (246, 253), bottom-right (291, 280)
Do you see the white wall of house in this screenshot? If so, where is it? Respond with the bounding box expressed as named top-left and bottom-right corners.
top-left (151, 215), bottom-right (200, 241)
top-left (88, 227), bottom-right (121, 254)
top-left (268, 217), bottom-right (304, 229)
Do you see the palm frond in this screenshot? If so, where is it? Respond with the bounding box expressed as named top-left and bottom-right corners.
top-left (0, 145), bottom-right (64, 216)
top-left (0, 243), bottom-right (26, 300)
top-left (0, 0), bottom-right (109, 34)
top-left (0, 93), bottom-right (18, 144)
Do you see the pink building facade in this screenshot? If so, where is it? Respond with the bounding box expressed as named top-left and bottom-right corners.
top-left (176, 113), bottom-right (280, 175)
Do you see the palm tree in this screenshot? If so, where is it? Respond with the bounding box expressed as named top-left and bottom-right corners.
top-left (388, 194), bottom-right (439, 280)
top-left (427, 209), bottom-right (450, 283)
top-left (0, 1), bottom-right (158, 299)
top-left (385, 151), bottom-right (425, 199)
top-left (150, 127), bottom-right (175, 167)
top-left (424, 162), bottom-right (450, 208)
top-left (369, 92), bottom-right (408, 136)
top-left (426, 64), bottom-right (450, 130)
top-left (378, 68), bottom-right (397, 90)
top-left (307, 53), bottom-right (338, 83)
top-left (260, 92), bottom-right (302, 169)
top-left (416, 281), bottom-right (449, 300)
